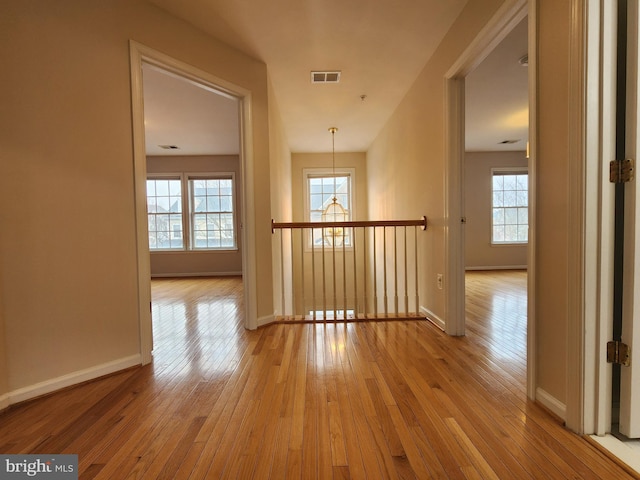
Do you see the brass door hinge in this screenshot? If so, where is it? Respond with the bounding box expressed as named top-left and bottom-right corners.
top-left (607, 340), bottom-right (630, 366)
top-left (610, 158), bottom-right (634, 183)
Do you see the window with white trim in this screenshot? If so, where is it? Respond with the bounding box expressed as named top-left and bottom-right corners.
top-left (304, 168), bottom-right (354, 247)
top-left (146, 177), bottom-right (184, 250)
top-left (190, 178), bottom-right (236, 249)
top-left (491, 169), bottom-right (528, 244)
top-left (146, 174), bottom-right (237, 251)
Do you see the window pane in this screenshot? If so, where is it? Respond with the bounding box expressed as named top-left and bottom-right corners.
top-left (516, 190), bottom-right (528, 207)
top-left (156, 196), bottom-right (170, 212)
top-left (503, 190), bottom-right (517, 207)
top-left (306, 172), bottom-right (353, 247)
top-left (207, 197), bottom-right (221, 212)
top-left (310, 193), bottom-right (324, 210)
top-left (156, 180), bottom-right (169, 196)
top-left (194, 179), bottom-right (206, 189)
top-left (518, 225), bottom-right (529, 242)
top-left (493, 208), bottom-right (504, 225)
top-left (504, 208), bottom-right (518, 225)
top-left (518, 207), bottom-right (528, 224)
top-left (147, 197), bottom-right (157, 212)
top-left (188, 177), bottom-right (236, 250)
top-left (492, 171), bottom-right (528, 244)
top-left (505, 225), bottom-right (518, 242)
top-left (194, 197), bottom-right (206, 212)
top-left (516, 175), bottom-right (528, 190)
top-left (170, 197), bottom-right (181, 213)
top-left (503, 175), bottom-right (517, 190)
top-left (220, 196), bottom-right (232, 212)
top-left (146, 178), bottom-right (183, 250)
top-left (169, 180), bottom-right (181, 196)
top-left (206, 179), bottom-right (220, 194)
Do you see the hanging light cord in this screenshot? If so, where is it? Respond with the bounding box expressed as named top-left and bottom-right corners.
top-left (329, 127), bottom-right (338, 204)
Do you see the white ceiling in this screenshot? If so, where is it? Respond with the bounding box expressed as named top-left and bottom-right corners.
top-left (143, 65), bottom-right (239, 156)
top-left (466, 17), bottom-right (529, 152)
top-left (143, 0), bottom-right (528, 156)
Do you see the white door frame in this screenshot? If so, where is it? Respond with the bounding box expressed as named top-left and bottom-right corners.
top-left (444, 0), bottom-right (533, 394)
top-left (129, 42), bottom-right (259, 364)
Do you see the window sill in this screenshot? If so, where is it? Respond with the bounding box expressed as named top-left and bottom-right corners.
top-left (150, 248), bottom-right (239, 254)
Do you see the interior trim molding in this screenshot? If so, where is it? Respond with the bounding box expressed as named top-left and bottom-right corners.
top-left (444, 0), bottom-right (535, 399)
top-left (129, 41), bottom-right (260, 358)
top-left (6, 355), bottom-right (141, 407)
top-left (536, 387), bottom-right (567, 421)
top-left (465, 265), bottom-right (528, 271)
top-left (150, 272), bottom-right (243, 278)
top-left (420, 306), bottom-right (445, 331)
top-left (257, 314), bottom-right (275, 328)
top-left (566, 0), bottom-right (588, 435)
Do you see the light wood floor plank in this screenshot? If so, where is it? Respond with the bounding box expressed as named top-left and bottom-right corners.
top-left (0, 273), bottom-right (637, 479)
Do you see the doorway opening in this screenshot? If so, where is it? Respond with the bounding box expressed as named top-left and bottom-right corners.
top-left (141, 64), bottom-right (244, 358)
top-left (130, 42), bottom-right (259, 365)
top-left (462, 15), bottom-right (530, 398)
top-left (444, 0), bottom-right (535, 399)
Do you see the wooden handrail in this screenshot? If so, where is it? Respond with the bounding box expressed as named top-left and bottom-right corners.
top-left (272, 216), bottom-right (427, 232)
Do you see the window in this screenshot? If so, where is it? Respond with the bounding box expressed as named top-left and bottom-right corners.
top-left (190, 178), bottom-right (236, 249)
top-left (146, 174), bottom-right (237, 251)
top-left (146, 178), bottom-right (184, 250)
top-left (304, 169), bottom-right (354, 247)
top-left (492, 169), bottom-right (528, 244)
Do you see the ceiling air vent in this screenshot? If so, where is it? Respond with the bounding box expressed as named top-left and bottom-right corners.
top-left (311, 71), bottom-right (341, 84)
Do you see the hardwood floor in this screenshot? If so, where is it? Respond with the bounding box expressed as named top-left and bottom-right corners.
top-left (0, 272), bottom-right (637, 479)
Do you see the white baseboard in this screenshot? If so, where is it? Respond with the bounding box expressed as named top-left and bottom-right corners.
top-left (0, 392), bottom-right (9, 411)
top-left (420, 306), bottom-right (445, 331)
top-left (7, 354), bottom-right (141, 406)
top-left (465, 265), bottom-right (528, 271)
top-left (151, 271), bottom-right (242, 278)
top-left (257, 314), bottom-right (275, 328)
top-left (536, 387), bottom-right (566, 421)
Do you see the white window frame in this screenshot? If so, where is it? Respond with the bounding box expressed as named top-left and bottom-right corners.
top-left (146, 172), bottom-right (238, 252)
top-left (491, 167), bottom-right (529, 245)
top-left (146, 174), bottom-right (186, 251)
top-left (303, 167), bottom-right (356, 249)
top-left (188, 173), bottom-right (238, 251)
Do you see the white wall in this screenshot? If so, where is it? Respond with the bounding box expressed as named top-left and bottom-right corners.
top-left (268, 78), bottom-right (293, 317)
top-left (465, 151), bottom-right (528, 269)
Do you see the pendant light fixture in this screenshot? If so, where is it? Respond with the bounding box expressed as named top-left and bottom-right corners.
top-left (321, 127), bottom-right (347, 246)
